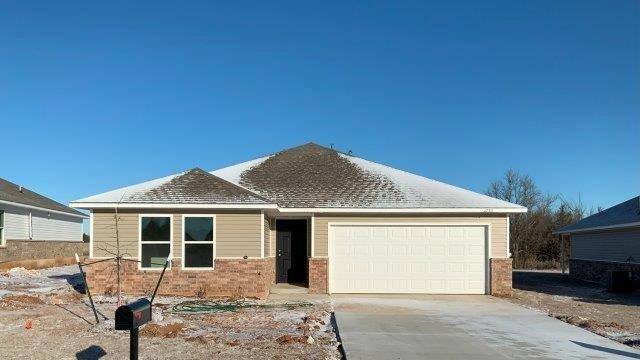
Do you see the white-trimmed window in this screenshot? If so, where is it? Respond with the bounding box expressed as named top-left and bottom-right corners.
top-left (0, 210), bottom-right (4, 246)
top-left (182, 215), bottom-right (215, 269)
top-left (139, 215), bottom-right (172, 269)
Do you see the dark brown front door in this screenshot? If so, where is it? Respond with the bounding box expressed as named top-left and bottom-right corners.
top-left (276, 231), bottom-right (292, 283)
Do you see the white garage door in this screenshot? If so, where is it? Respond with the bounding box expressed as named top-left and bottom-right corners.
top-left (330, 225), bottom-right (487, 294)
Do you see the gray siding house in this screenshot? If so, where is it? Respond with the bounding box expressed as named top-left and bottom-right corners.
top-left (556, 196), bottom-right (640, 284)
top-left (0, 177), bottom-right (87, 265)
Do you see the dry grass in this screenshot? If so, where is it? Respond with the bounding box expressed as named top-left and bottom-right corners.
top-left (140, 323), bottom-right (186, 338)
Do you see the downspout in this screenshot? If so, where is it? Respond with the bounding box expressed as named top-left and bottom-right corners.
top-left (28, 211), bottom-right (33, 240)
top-left (560, 234), bottom-right (565, 274)
top-left (506, 216), bottom-right (510, 258)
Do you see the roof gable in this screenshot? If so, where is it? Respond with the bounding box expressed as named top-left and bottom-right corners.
top-left (73, 168), bottom-right (272, 205)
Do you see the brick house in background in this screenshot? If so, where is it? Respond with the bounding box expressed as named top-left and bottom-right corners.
top-left (0, 177), bottom-right (87, 266)
top-left (556, 196), bottom-right (640, 285)
top-left (71, 143), bottom-right (526, 299)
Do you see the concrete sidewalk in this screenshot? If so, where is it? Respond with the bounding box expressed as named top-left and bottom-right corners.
top-left (332, 295), bottom-right (640, 360)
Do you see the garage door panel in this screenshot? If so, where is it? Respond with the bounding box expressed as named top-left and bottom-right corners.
top-left (410, 263), bottom-right (426, 273)
top-left (330, 225), bottom-right (486, 294)
top-left (430, 245), bottom-right (446, 256)
top-left (469, 244), bottom-right (484, 256)
top-left (409, 227), bottom-right (427, 239)
top-left (410, 245), bottom-right (426, 256)
top-left (429, 227), bottom-right (446, 239)
top-left (390, 245), bottom-right (406, 256)
top-left (448, 245), bottom-right (465, 256)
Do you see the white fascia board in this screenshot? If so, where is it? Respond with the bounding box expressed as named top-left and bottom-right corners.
top-left (553, 222), bottom-right (640, 235)
top-left (70, 202), bottom-right (278, 210)
top-left (69, 202), bottom-right (526, 214)
top-left (0, 199), bottom-right (88, 219)
top-left (277, 207), bottom-right (527, 214)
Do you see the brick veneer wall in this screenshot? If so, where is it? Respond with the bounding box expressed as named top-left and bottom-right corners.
top-left (85, 258), bottom-right (275, 299)
top-left (308, 258), bottom-right (328, 294)
top-left (571, 259), bottom-right (640, 287)
top-left (490, 258), bottom-right (512, 297)
top-left (0, 240), bottom-right (88, 263)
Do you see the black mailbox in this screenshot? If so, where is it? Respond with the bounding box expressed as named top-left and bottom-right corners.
top-left (115, 298), bottom-right (152, 330)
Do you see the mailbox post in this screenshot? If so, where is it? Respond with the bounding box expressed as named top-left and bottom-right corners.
top-left (114, 256), bottom-right (170, 360)
top-left (115, 298), bottom-right (152, 360)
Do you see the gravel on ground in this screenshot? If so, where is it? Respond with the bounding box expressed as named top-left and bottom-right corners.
top-left (0, 265), bottom-right (341, 359)
top-left (510, 270), bottom-right (640, 348)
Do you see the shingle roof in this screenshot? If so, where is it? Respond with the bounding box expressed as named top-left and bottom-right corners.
top-left (211, 143), bottom-right (525, 210)
top-left (556, 196), bottom-right (640, 234)
top-left (73, 168), bottom-right (272, 205)
top-left (73, 143), bottom-right (525, 211)
top-left (0, 177), bottom-right (85, 217)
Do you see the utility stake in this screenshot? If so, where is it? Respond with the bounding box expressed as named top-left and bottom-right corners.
top-left (150, 255), bottom-right (172, 305)
top-left (76, 253), bottom-right (100, 324)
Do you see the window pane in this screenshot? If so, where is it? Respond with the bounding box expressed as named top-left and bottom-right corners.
top-left (0, 211), bottom-right (3, 226)
top-left (141, 244), bottom-right (170, 268)
top-left (185, 243), bottom-right (214, 268)
top-left (185, 217), bottom-right (213, 242)
top-left (141, 217), bottom-right (170, 242)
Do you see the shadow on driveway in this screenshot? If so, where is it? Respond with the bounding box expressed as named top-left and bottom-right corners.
top-left (572, 341), bottom-right (640, 359)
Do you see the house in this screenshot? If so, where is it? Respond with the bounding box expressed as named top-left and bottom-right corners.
top-left (70, 143), bottom-right (526, 298)
top-left (0, 177), bottom-right (87, 265)
top-left (555, 196), bottom-right (640, 285)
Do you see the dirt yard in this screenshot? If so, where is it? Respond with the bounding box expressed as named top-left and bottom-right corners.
top-left (0, 266), bottom-right (341, 359)
top-left (510, 270), bottom-right (640, 348)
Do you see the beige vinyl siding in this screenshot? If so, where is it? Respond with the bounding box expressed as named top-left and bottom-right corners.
top-left (263, 215), bottom-right (273, 258)
top-left (92, 211), bottom-right (139, 258)
top-left (307, 219), bottom-right (312, 257)
top-left (216, 213), bottom-right (262, 258)
top-left (269, 217), bottom-right (276, 257)
top-left (91, 209), bottom-right (261, 259)
top-left (571, 228), bottom-right (640, 263)
top-left (313, 214), bottom-right (509, 258)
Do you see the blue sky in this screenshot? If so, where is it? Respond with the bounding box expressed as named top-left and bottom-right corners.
top-left (0, 1), bottom-right (638, 233)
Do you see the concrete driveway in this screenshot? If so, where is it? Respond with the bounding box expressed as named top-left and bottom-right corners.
top-left (332, 295), bottom-right (640, 360)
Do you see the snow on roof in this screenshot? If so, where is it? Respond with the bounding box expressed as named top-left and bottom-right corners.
top-left (210, 155), bottom-right (272, 185)
top-left (73, 143), bottom-right (526, 211)
top-left (72, 171), bottom-right (183, 203)
top-left (72, 168), bottom-right (272, 206)
top-left (211, 143), bottom-right (525, 210)
top-left (341, 153), bottom-right (525, 209)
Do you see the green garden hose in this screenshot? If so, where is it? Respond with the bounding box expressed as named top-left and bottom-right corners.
top-left (171, 300), bottom-right (312, 314)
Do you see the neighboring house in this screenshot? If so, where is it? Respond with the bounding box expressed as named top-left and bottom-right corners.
top-left (555, 196), bottom-right (640, 285)
top-left (71, 143), bottom-right (526, 298)
top-left (0, 177), bottom-right (87, 264)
